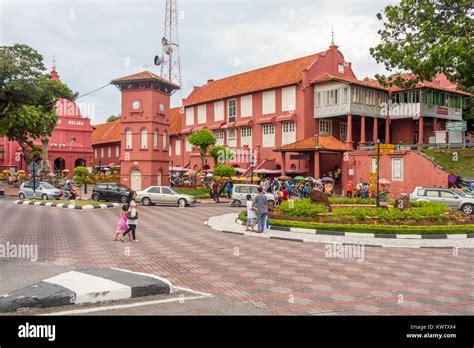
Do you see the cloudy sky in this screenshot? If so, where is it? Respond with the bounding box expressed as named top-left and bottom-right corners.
top-left (0, 0), bottom-right (397, 124)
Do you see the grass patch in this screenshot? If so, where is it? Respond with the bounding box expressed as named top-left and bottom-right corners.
top-left (174, 187), bottom-right (227, 199)
top-left (22, 199), bottom-right (107, 206)
top-left (422, 148), bottom-right (474, 176)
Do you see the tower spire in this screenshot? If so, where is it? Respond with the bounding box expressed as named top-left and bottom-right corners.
top-left (331, 26), bottom-right (335, 46)
top-left (52, 54), bottom-right (56, 70)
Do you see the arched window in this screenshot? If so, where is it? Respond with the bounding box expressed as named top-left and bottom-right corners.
top-left (163, 130), bottom-right (167, 149)
top-left (141, 128), bottom-right (148, 149)
top-left (153, 129), bottom-right (158, 149)
top-left (125, 128), bottom-right (132, 149)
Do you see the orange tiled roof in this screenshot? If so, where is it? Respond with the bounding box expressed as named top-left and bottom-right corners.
top-left (169, 107), bottom-right (182, 135)
top-left (312, 73), bottom-right (388, 91)
top-left (274, 135), bottom-right (349, 152)
top-left (111, 71), bottom-right (179, 89)
top-left (183, 53), bottom-right (320, 106)
top-left (92, 120), bottom-right (121, 145)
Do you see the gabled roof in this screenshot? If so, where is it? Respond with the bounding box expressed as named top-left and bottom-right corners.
top-left (111, 71), bottom-right (180, 89)
top-left (92, 120), bottom-right (121, 145)
top-left (169, 107), bottom-right (182, 135)
top-left (312, 73), bottom-right (388, 91)
top-left (274, 135), bottom-right (349, 152)
top-left (183, 53), bottom-right (320, 106)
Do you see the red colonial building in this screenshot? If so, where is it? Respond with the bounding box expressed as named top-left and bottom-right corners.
top-left (0, 67), bottom-right (94, 175)
top-left (92, 41), bottom-right (469, 195)
top-left (91, 120), bottom-right (121, 167)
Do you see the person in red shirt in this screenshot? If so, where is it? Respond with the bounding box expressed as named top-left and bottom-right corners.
top-left (281, 188), bottom-right (289, 201)
top-left (345, 181), bottom-right (353, 198)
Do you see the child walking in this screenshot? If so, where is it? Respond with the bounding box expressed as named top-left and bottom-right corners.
top-left (245, 194), bottom-right (257, 232)
top-left (113, 205), bottom-right (132, 241)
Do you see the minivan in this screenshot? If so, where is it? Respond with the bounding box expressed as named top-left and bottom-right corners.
top-left (230, 184), bottom-right (275, 207)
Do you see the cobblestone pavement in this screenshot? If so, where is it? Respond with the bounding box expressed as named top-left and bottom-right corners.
top-left (0, 201), bottom-right (473, 315)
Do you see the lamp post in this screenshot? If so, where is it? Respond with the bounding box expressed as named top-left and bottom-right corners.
top-left (376, 138), bottom-right (381, 208)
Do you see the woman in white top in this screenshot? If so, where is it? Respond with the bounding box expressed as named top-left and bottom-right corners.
top-left (245, 194), bottom-right (257, 232)
top-left (120, 191), bottom-right (139, 242)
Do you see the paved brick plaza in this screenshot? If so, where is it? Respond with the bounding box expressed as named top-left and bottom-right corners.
top-left (1, 201), bottom-right (473, 315)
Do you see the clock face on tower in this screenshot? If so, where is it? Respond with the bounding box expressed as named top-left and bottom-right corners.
top-left (132, 100), bottom-right (141, 110)
top-left (159, 102), bottom-right (165, 112)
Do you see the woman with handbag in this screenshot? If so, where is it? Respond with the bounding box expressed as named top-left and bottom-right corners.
top-left (120, 191), bottom-right (139, 242)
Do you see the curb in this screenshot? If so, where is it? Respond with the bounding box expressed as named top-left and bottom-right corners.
top-left (235, 218), bottom-right (474, 240)
top-left (0, 268), bottom-right (172, 313)
top-left (14, 200), bottom-right (120, 210)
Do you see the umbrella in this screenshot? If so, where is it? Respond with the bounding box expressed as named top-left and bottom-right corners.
top-left (294, 176), bottom-right (305, 181)
top-left (379, 178), bottom-right (391, 185)
top-left (305, 176), bottom-right (316, 182)
top-left (184, 170), bottom-right (196, 176)
top-left (321, 177), bottom-right (335, 182)
top-left (277, 176), bottom-right (291, 180)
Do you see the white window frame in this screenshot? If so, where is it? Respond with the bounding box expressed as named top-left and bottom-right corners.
top-left (340, 122), bottom-right (347, 142)
top-left (185, 107), bottom-right (194, 126)
top-left (315, 92), bottom-right (321, 108)
top-left (163, 130), bottom-right (167, 149)
top-left (391, 158), bottom-right (404, 181)
top-left (213, 129), bottom-right (225, 146)
top-left (319, 120), bottom-right (332, 135)
top-left (227, 128), bottom-right (237, 148)
top-left (282, 121), bottom-right (296, 146)
top-left (185, 136), bottom-right (192, 152)
top-left (240, 127), bottom-right (252, 147)
top-left (116, 145), bottom-right (119, 157)
top-left (338, 64), bottom-right (344, 74)
top-left (262, 123), bottom-right (275, 148)
top-left (100, 147), bottom-right (104, 158)
top-left (240, 95), bottom-right (252, 117)
top-left (227, 99), bottom-right (237, 122)
top-left (262, 90), bottom-right (276, 115)
top-left (282, 85), bottom-right (296, 112)
top-left (370, 158), bottom-right (377, 173)
top-left (175, 138), bottom-right (181, 155)
top-left (141, 128), bottom-right (148, 149)
top-left (107, 146), bottom-right (111, 157)
top-left (125, 128), bottom-right (132, 149)
top-left (197, 104), bottom-right (207, 124)
top-left (94, 148), bottom-right (97, 158)
top-left (214, 101), bottom-right (224, 121)
top-left (153, 129), bottom-right (158, 149)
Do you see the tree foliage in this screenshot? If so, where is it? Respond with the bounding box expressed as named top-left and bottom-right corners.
top-left (0, 44), bottom-right (76, 163)
top-left (213, 165), bottom-right (236, 179)
top-left (208, 145), bottom-right (235, 165)
top-left (188, 129), bottom-right (216, 170)
top-left (106, 115), bottom-right (120, 122)
top-left (370, 0), bottom-right (473, 90)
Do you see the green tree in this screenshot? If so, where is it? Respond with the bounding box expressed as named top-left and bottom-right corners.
top-left (0, 44), bottom-right (76, 164)
top-left (188, 129), bottom-right (216, 171)
top-left (74, 166), bottom-right (89, 176)
top-left (213, 165), bottom-right (236, 179)
top-left (370, 0), bottom-right (473, 90)
top-left (208, 145), bottom-right (235, 165)
top-left (106, 115), bottom-right (120, 122)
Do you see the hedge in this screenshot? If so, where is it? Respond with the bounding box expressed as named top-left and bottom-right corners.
top-left (237, 210), bottom-right (473, 235)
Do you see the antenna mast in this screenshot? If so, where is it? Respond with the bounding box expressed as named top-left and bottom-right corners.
top-left (159, 0), bottom-right (182, 88)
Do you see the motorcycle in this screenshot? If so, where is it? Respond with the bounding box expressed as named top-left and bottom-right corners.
top-left (59, 187), bottom-right (80, 200)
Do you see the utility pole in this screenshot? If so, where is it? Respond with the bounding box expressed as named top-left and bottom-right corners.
top-left (376, 139), bottom-right (380, 208)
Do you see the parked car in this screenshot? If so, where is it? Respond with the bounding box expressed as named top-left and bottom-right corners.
top-left (136, 186), bottom-right (196, 206)
top-left (230, 184), bottom-right (275, 207)
top-left (0, 185), bottom-right (4, 196)
top-left (409, 186), bottom-right (474, 214)
top-left (19, 181), bottom-right (61, 200)
top-left (91, 183), bottom-right (130, 203)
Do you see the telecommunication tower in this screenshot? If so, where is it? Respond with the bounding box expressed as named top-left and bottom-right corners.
top-left (154, 0), bottom-right (182, 88)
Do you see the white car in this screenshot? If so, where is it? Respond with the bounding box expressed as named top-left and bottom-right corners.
top-left (136, 186), bottom-right (196, 207)
top-left (409, 186), bottom-right (474, 214)
top-left (230, 184), bottom-right (275, 207)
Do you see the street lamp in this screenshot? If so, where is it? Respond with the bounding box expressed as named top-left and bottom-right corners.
top-left (376, 138), bottom-right (381, 208)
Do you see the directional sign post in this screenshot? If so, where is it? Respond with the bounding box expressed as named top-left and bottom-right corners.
top-left (28, 162), bottom-right (39, 194)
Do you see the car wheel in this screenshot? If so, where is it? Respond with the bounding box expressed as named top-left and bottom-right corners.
top-left (461, 203), bottom-right (473, 215)
top-left (120, 195), bottom-right (129, 203)
top-left (178, 198), bottom-right (187, 207)
top-left (142, 197), bottom-right (151, 206)
top-left (41, 194), bottom-right (48, 200)
top-left (231, 199), bottom-right (241, 207)
top-left (268, 200), bottom-right (275, 207)
top-left (19, 193), bottom-right (25, 200)
top-left (92, 193), bottom-right (100, 201)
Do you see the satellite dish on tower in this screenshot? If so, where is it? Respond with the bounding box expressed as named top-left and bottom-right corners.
top-left (161, 37), bottom-right (168, 46)
top-left (154, 55), bottom-right (164, 66)
top-left (164, 45), bottom-right (173, 55)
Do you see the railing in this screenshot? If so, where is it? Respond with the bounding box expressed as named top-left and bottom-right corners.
top-left (357, 142), bottom-right (472, 151)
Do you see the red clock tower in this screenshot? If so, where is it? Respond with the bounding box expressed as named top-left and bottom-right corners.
top-left (111, 71), bottom-right (179, 191)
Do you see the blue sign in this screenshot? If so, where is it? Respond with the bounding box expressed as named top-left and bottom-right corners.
top-left (448, 174), bottom-right (457, 183)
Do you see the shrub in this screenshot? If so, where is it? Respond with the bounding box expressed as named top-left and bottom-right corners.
top-left (278, 199), bottom-right (327, 217)
top-left (74, 166), bottom-right (89, 176)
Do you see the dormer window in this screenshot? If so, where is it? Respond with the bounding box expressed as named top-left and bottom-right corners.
top-left (338, 64), bottom-right (344, 74)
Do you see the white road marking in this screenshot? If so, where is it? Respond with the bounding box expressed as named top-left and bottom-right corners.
top-left (40, 294), bottom-right (212, 316)
top-left (173, 286), bottom-right (213, 297)
top-left (111, 268), bottom-right (174, 294)
top-left (43, 271), bottom-right (131, 304)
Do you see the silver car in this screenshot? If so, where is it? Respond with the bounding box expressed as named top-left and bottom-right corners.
top-left (409, 186), bottom-right (474, 214)
top-left (19, 181), bottom-right (61, 200)
top-left (230, 184), bottom-right (275, 207)
top-left (136, 186), bottom-right (196, 207)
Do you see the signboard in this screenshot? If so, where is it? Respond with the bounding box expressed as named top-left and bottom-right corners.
top-left (368, 172), bottom-right (377, 178)
top-left (379, 144), bottom-right (395, 154)
top-left (448, 131), bottom-right (463, 144)
top-left (368, 185), bottom-right (377, 192)
top-left (435, 131), bottom-right (447, 144)
top-left (446, 121), bottom-right (467, 132)
top-left (368, 179), bottom-right (378, 184)
top-left (28, 162), bottom-right (39, 172)
top-left (289, 154), bottom-right (310, 160)
top-left (436, 106), bottom-right (449, 116)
